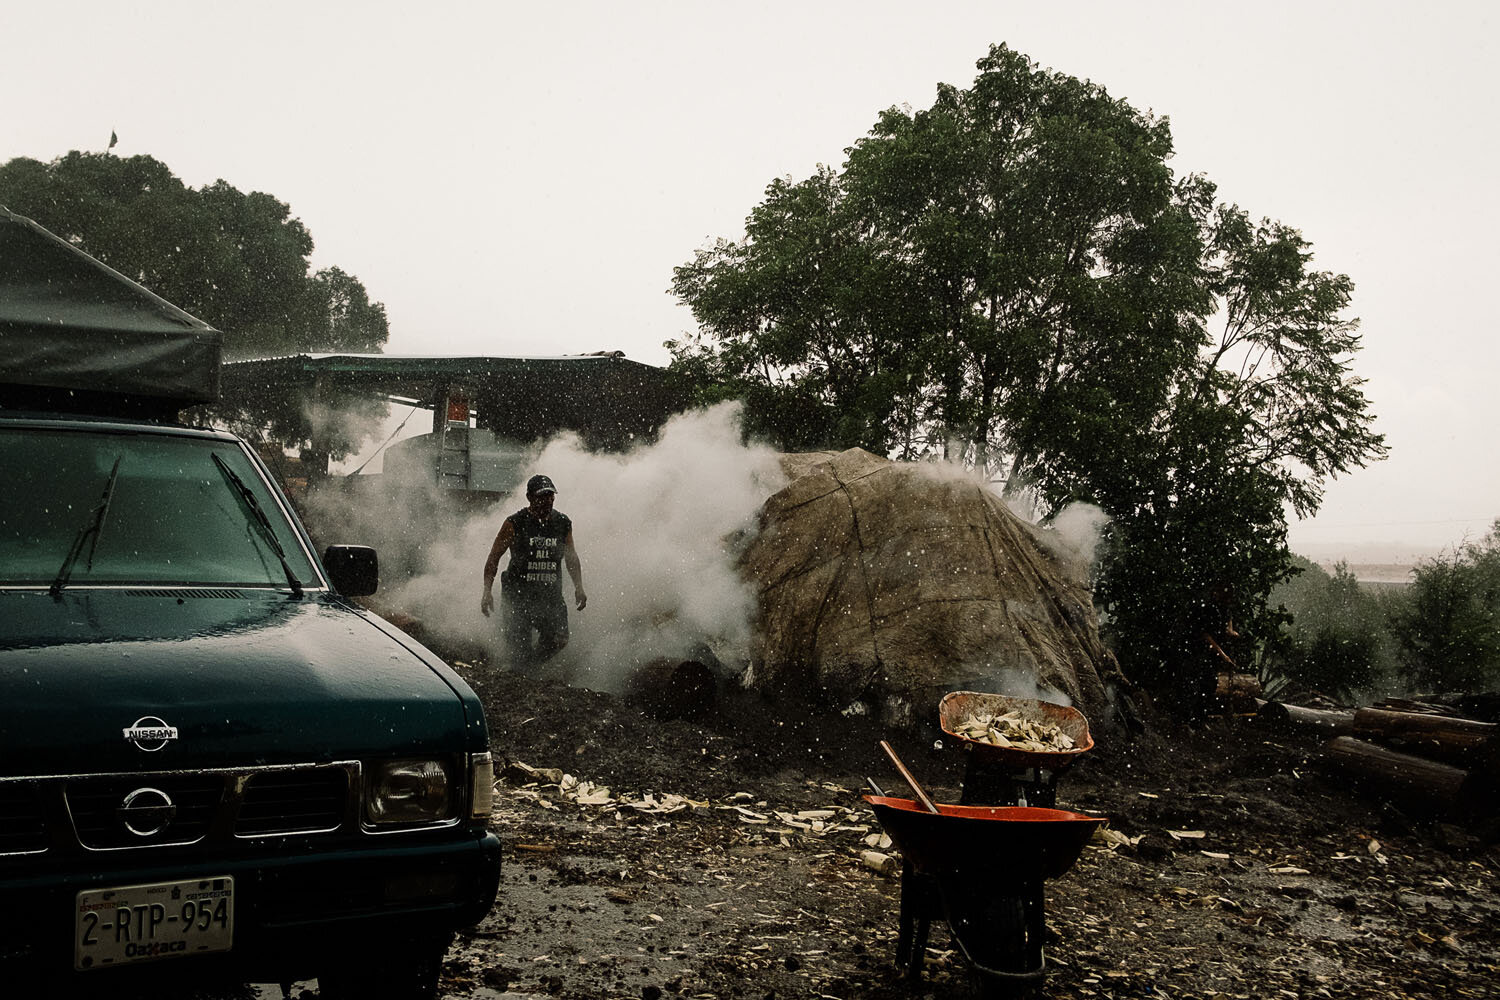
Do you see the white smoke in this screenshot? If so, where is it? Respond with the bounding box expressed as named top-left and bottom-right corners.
top-left (983, 668), bottom-right (1073, 708)
top-left (1037, 503), bottom-right (1110, 581)
top-left (302, 397), bottom-right (389, 461)
top-left (305, 402), bottom-right (786, 691)
top-left (521, 404), bottom-right (786, 688)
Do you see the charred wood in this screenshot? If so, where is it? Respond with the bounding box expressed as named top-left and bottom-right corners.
top-left (624, 658), bottom-right (717, 720)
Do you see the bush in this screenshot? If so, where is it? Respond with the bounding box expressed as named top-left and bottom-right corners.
top-left (1266, 557), bottom-right (1399, 701)
top-left (1388, 523), bottom-right (1500, 692)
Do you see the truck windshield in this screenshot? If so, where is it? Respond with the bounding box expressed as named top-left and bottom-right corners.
top-left (0, 428), bottom-right (318, 589)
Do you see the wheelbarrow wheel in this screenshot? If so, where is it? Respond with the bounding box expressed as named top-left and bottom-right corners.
top-left (968, 964), bottom-right (1043, 1000)
top-left (939, 875), bottom-right (1047, 993)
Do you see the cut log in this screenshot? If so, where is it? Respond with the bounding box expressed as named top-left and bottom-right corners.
top-left (1351, 708), bottom-right (1497, 767)
top-left (1321, 736), bottom-right (1488, 815)
top-left (1373, 697), bottom-right (1455, 716)
top-left (1376, 693), bottom-right (1500, 723)
top-left (1256, 701), bottom-right (1354, 736)
top-left (1214, 672), bottom-right (1262, 714)
top-left (1455, 693), bottom-right (1500, 724)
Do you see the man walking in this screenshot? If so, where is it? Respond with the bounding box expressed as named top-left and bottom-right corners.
top-left (480, 474), bottom-right (586, 670)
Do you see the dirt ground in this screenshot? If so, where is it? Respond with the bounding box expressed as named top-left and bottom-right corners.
top-left (408, 657), bottom-right (1500, 1000)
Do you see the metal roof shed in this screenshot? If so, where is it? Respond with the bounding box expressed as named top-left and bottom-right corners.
top-left (218, 352), bottom-right (687, 473)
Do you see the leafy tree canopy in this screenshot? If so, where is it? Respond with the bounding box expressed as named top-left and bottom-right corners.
top-left (669, 44), bottom-right (1387, 706)
top-left (0, 151), bottom-right (390, 462)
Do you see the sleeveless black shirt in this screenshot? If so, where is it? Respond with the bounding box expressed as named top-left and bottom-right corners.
top-left (505, 508), bottom-right (572, 606)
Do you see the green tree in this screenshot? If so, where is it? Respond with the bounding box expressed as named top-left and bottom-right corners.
top-left (1094, 392), bottom-right (1302, 703)
top-left (1391, 523), bottom-right (1500, 691)
top-left (0, 151), bottom-right (390, 461)
top-left (670, 167), bottom-right (927, 453)
top-left (308, 266), bottom-right (391, 352)
top-left (670, 44), bottom-right (1386, 708)
top-left (841, 51), bottom-right (1209, 488)
top-left (1095, 202), bottom-right (1387, 699)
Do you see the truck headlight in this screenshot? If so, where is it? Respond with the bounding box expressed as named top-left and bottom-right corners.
top-left (366, 759), bottom-right (454, 825)
top-left (469, 751), bottom-right (495, 820)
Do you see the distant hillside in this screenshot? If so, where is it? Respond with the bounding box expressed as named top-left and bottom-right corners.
top-left (1335, 562), bottom-right (1414, 587)
top-left (1294, 541), bottom-right (1439, 588)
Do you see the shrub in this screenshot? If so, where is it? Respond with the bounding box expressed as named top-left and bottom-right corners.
top-left (1389, 523), bottom-right (1500, 692)
top-left (1266, 558), bottom-right (1399, 701)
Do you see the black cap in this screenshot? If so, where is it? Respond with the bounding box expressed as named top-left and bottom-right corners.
top-left (527, 474), bottom-right (557, 496)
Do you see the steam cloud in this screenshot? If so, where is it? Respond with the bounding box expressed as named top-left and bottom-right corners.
top-left (1037, 502), bottom-right (1109, 582)
top-left (306, 403), bottom-right (785, 692)
top-left (305, 406), bottom-right (1108, 710)
top-left (302, 397), bottom-right (389, 463)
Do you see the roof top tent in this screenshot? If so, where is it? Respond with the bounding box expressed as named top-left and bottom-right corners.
top-left (0, 206), bottom-right (223, 418)
top-left (217, 352), bottom-right (688, 489)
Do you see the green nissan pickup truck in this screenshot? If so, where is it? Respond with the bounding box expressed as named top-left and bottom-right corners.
top-left (0, 207), bottom-right (502, 996)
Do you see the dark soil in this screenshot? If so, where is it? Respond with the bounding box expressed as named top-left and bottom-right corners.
top-left (425, 658), bottom-right (1500, 1000)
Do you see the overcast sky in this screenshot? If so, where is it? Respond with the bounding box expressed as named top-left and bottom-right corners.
top-left (6, 1), bottom-right (1495, 560)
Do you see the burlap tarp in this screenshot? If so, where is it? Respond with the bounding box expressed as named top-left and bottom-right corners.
top-left (739, 448), bottom-right (1121, 728)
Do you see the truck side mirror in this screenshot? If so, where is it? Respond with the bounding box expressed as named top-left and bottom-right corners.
top-left (323, 545), bottom-right (379, 596)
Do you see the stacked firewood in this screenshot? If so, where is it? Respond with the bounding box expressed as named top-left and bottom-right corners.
top-left (1258, 696), bottom-right (1499, 818)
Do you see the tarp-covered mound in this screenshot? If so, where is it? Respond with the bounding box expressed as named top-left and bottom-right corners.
top-left (739, 448), bottom-right (1123, 729)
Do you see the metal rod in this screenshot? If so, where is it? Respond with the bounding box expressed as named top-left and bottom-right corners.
top-left (880, 739), bottom-right (940, 814)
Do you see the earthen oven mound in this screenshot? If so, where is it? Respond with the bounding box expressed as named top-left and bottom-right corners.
top-left (739, 448), bottom-right (1124, 729)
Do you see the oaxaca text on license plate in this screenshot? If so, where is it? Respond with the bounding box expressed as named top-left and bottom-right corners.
top-left (75, 876), bottom-right (234, 970)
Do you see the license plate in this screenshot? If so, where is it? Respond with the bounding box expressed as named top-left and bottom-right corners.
top-left (75, 877), bottom-right (234, 970)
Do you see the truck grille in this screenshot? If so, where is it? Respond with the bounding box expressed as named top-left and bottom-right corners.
top-left (0, 763), bottom-right (359, 855)
top-left (0, 783), bottom-right (47, 855)
top-left (66, 774), bottom-right (223, 849)
top-left (237, 767), bottom-right (349, 836)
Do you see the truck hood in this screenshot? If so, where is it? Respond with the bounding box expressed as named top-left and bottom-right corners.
top-left (0, 589), bottom-right (480, 777)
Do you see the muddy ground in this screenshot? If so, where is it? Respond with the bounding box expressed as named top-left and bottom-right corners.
top-left (393, 656), bottom-right (1500, 1000)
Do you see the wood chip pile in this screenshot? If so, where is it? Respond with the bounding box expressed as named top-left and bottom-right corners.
top-left (953, 710), bottom-right (1077, 752)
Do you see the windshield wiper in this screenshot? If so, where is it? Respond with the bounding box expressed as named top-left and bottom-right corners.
top-left (212, 453), bottom-right (304, 598)
top-left (50, 456), bottom-right (123, 598)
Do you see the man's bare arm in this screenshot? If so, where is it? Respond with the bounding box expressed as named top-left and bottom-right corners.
top-left (563, 531), bottom-right (586, 611)
top-left (480, 518), bottom-right (515, 617)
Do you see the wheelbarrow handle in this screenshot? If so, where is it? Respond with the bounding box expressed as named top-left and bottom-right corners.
top-left (880, 740), bottom-right (941, 814)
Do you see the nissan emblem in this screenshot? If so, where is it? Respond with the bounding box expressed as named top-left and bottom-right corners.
top-left (123, 716), bottom-right (179, 752)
